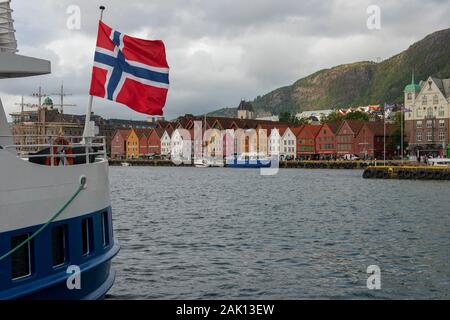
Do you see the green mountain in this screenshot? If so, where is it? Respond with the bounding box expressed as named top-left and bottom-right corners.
top-left (210, 28), bottom-right (450, 117)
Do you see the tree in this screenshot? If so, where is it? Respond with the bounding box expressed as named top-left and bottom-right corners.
top-left (279, 112), bottom-right (303, 125)
top-left (344, 111), bottom-right (369, 121)
top-left (322, 111), bottom-right (344, 123)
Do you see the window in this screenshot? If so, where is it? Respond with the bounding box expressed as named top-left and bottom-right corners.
top-left (11, 234), bottom-right (32, 280)
top-left (82, 217), bottom-right (94, 256)
top-left (407, 93), bottom-right (412, 100)
top-left (427, 120), bottom-right (433, 128)
top-left (52, 225), bottom-right (67, 267)
top-left (433, 95), bottom-right (439, 105)
top-left (427, 132), bottom-right (433, 142)
top-left (439, 106), bottom-right (445, 117)
top-left (417, 132), bottom-right (422, 142)
top-left (439, 120), bottom-right (445, 128)
top-left (416, 108), bottom-right (421, 117)
top-left (101, 211), bottom-right (110, 247)
top-left (416, 121), bottom-right (422, 129)
top-left (439, 131), bottom-right (445, 141)
top-left (427, 107), bottom-right (433, 117)
top-left (422, 95), bottom-right (427, 105)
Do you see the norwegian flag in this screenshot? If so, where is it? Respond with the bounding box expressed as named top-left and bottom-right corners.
top-left (89, 21), bottom-right (169, 115)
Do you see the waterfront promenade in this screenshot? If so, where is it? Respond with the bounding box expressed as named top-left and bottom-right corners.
top-left (109, 159), bottom-right (413, 169)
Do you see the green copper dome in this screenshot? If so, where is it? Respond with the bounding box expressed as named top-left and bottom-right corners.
top-left (404, 71), bottom-right (421, 93)
top-left (42, 97), bottom-right (53, 106)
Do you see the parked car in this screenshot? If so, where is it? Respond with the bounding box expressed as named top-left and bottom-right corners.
top-left (343, 154), bottom-right (360, 161)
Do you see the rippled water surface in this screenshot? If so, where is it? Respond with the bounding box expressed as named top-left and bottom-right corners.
top-left (107, 167), bottom-right (450, 299)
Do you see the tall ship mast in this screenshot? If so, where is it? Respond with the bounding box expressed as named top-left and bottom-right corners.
top-left (0, 0), bottom-right (119, 299)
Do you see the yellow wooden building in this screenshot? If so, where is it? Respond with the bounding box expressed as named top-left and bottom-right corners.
top-left (126, 128), bottom-right (140, 159)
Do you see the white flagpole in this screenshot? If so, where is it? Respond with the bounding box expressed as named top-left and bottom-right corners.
top-left (83, 6), bottom-right (105, 139)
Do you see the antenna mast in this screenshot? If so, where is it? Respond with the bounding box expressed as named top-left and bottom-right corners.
top-left (52, 82), bottom-right (76, 114)
top-left (14, 95), bottom-right (33, 123)
top-left (31, 85), bottom-right (47, 107)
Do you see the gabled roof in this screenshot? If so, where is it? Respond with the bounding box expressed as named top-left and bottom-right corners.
top-left (155, 120), bottom-right (169, 129)
top-left (162, 128), bottom-right (173, 137)
top-left (339, 120), bottom-right (365, 135)
top-left (150, 127), bottom-right (165, 138)
top-left (299, 124), bottom-right (322, 137)
top-left (430, 76), bottom-right (450, 99)
top-left (133, 128), bottom-right (151, 139)
top-left (322, 121), bottom-right (342, 134)
top-left (278, 127), bottom-right (288, 136)
top-left (291, 125), bottom-right (304, 137)
top-left (114, 128), bottom-right (131, 140)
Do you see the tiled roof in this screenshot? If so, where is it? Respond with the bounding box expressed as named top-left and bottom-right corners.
top-left (134, 128), bottom-right (152, 138)
top-left (114, 128), bottom-right (131, 140)
top-left (324, 121), bottom-right (342, 134)
top-left (151, 128), bottom-right (165, 138)
top-left (291, 125), bottom-right (305, 137)
top-left (342, 120), bottom-right (365, 134)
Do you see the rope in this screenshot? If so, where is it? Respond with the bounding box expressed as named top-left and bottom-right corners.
top-left (0, 183), bottom-right (85, 263)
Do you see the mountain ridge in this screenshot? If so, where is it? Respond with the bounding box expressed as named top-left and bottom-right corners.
top-left (209, 28), bottom-right (450, 117)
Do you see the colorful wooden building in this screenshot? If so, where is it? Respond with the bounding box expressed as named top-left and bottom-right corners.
top-left (355, 122), bottom-right (396, 159)
top-left (111, 129), bottom-right (131, 159)
top-left (296, 124), bottom-right (321, 159)
top-left (336, 120), bottom-right (365, 156)
top-left (147, 128), bottom-right (164, 155)
top-left (315, 121), bottom-right (341, 159)
top-left (126, 129), bottom-right (141, 159)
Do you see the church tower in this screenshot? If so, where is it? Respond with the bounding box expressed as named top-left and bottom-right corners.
top-left (404, 71), bottom-right (421, 109)
top-left (237, 100), bottom-right (254, 120)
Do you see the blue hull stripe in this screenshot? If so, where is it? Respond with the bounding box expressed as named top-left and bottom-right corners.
top-left (0, 208), bottom-right (120, 300)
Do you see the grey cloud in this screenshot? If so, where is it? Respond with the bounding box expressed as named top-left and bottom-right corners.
top-left (2, 0), bottom-right (449, 121)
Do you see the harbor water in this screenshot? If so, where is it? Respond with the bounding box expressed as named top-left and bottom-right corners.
top-left (107, 167), bottom-right (450, 299)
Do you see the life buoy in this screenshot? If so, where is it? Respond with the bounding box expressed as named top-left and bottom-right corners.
top-left (45, 137), bottom-right (73, 166)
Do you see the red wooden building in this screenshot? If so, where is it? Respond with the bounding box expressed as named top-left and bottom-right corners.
top-left (315, 121), bottom-right (341, 159)
top-left (147, 128), bottom-right (164, 154)
top-left (336, 120), bottom-right (365, 156)
top-left (295, 124), bottom-right (321, 159)
top-left (111, 129), bottom-right (131, 159)
top-left (356, 121), bottom-right (396, 159)
top-left (134, 129), bottom-right (151, 156)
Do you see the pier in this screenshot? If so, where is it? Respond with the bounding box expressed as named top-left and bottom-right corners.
top-left (363, 166), bottom-right (450, 180)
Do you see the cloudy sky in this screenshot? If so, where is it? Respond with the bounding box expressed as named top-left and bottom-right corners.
top-left (1, 0), bottom-right (449, 121)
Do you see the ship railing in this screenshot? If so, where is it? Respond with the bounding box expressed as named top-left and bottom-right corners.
top-left (0, 135), bottom-right (107, 166)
